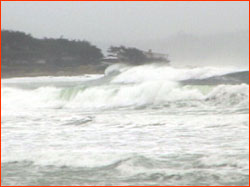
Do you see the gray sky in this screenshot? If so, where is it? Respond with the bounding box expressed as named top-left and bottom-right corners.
top-left (2, 1), bottom-right (249, 43)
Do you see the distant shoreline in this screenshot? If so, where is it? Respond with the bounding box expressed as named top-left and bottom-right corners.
top-left (1, 64), bottom-right (105, 79)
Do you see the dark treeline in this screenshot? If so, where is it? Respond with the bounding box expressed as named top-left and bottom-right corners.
top-left (1, 30), bottom-right (170, 77)
top-left (2, 30), bottom-right (103, 67)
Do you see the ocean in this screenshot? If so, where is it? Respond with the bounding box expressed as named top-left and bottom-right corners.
top-left (1, 64), bottom-right (249, 186)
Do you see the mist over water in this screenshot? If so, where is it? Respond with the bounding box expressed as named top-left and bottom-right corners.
top-left (120, 30), bottom-right (249, 68)
top-left (2, 63), bottom-right (249, 186)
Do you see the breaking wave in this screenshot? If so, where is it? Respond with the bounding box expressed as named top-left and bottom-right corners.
top-left (2, 83), bottom-right (248, 111)
top-left (2, 64), bottom-right (248, 111)
top-left (1, 65), bottom-right (249, 109)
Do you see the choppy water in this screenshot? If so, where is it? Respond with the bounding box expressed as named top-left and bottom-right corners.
top-left (1, 64), bottom-right (249, 186)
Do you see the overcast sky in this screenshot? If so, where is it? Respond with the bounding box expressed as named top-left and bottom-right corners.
top-left (2, 1), bottom-right (249, 44)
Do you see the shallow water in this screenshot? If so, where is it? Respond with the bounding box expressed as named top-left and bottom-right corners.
top-left (1, 64), bottom-right (249, 186)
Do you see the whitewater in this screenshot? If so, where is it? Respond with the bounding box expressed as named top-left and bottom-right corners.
top-left (1, 64), bottom-right (249, 186)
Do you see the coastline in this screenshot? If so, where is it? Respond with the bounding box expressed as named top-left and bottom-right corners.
top-left (1, 65), bottom-right (105, 79)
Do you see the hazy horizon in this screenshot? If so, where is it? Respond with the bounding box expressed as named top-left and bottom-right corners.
top-left (2, 1), bottom-right (249, 68)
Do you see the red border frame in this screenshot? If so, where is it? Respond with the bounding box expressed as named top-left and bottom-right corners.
top-left (0, 1), bottom-right (249, 187)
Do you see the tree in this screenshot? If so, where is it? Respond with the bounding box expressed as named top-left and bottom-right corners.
top-left (1, 30), bottom-right (104, 66)
top-left (108, 46), bottom-right (147, 65)
top-left (108, 46), bottom-right (169, 65)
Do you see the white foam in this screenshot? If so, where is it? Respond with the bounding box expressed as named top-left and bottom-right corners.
top-left (206, 84), bottom-right (249, 107)
top-left (2, 74), bottom-right (104, 84)
top-left (111, 64), bottom-right (241, 83)
top-left (2, 65), bottom-right (248, 112)
top-left (2, 82), bottom-right (248, 112)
